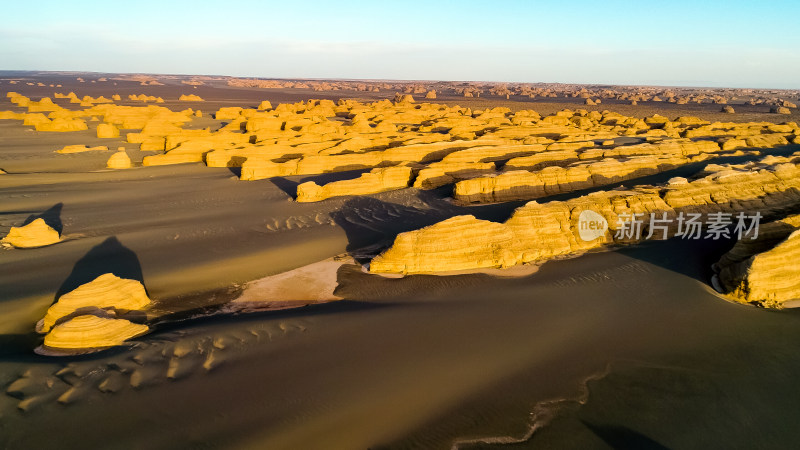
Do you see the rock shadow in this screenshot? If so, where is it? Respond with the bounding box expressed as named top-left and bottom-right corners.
top-left (614, 189), bottom-right (800, 284)
top-left (54, 236), bottom-right (146, 302)
top-left (582, 420), bottom-right (670, 450)
top-left (270, 177), bottom-right (300, 197)
top-left (22, 202), bottom-right (63, 234)
top-left (270, 168), bottom-right (374, 199)
top-left (330, 196), bottom-right (450, 259)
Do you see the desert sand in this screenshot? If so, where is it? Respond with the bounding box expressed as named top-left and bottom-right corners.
top-left (2, 71), bottom-right (800, 449)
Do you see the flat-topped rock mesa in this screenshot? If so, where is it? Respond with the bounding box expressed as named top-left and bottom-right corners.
top-left (296, 166), bottom-right (413, 202)
top-left (240, 138), bottom-right (505, 180)
top-left (369, 155), bottom-right (800, 274)
top-left (576, 139), bottom-right (723, 160)
top-left (713, 214), bottom-right (800, 308)
top-left (97, 104), bottom-right (195, 130)
top-left (56, 144), bottom-right (109, 154)
top-left (413, 161), bottom-right (497, 189)
top-left (142, 130), bottom-right (250, 166)
top-left (0, 100), bottom-right (198, 142)
top-left (1, 218), bottom-right (61, 248)
top-left (454, 154), bottom-right (699, 204)
top-left (42, 315), bottom-right (148, 352)
top-left (178, 94), bottom-right (204, 101)
top-left (39, 273), bottom-right (152, 333)
top-left (438, 143), bottom-right (549, 164)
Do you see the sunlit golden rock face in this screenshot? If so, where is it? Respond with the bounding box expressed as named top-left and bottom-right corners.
top-left (128, 94), bottom-right (164, 103)
top-left (178, 94), bottom-right (204, 101)
top-left (413, 161), bottom-right (496, 189)
top-left (39, 273), bottom-right (151, 333)
top-left (35, 118), bottom-right (88, 132)
top-left (96, 123), bottom-right (119, 138)
top-left (43, 315), bottom-right (148, 350)
top-left (239, 139), bottom-right (503, 181)
top-left (296, 166), bottom-right (413, 202)
top-left (107, 149), bottom-right (131, 169)
top-left (56, 144), bottom-right (108, 153)
top-left (371, 155), bottom-right (800, 275)
top-left (454, 154), bottom-right (693, 204)
top-left (1, 219), bottom-right (61, 249)
top-left (370, 215), bottom-right (519, 273)
top-left (713, 215), bottom-right (800, 308)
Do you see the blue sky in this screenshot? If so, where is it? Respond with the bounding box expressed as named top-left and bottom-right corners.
top-left (1, 0), bottom-right (798, 88)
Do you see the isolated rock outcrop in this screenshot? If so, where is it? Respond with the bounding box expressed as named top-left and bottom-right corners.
top-left (56, 145), bottom-right (109, 154)
top-left (39, 273), bottom-right (151, 333)
top-left (178, 94), bottom-right (204, 101)
top-left (107, 148), bottom-right (132, 169)
top-left (43, 315), bottom-right (148, 351)
top-left (1, 218), bottom-right (61, 248)
top-left (296, 166), bottom-right (413, 202)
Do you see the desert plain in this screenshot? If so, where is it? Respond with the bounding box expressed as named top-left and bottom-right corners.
top-left (2, 71), bottom-right (800, 448)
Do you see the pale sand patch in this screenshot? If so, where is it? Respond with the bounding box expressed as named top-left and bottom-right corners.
top-left (231, 255), bottom-right (353, 307)
top-left (364, 262), bottom-right (541, 278)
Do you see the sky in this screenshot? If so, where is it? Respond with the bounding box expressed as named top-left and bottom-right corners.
top-left (1, 0), bottom-right (799, 88)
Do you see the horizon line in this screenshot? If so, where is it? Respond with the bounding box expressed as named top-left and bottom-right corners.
top-left (1, 69), bottom-right (798, 92)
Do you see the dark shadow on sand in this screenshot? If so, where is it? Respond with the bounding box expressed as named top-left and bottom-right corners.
top-left (54, 236), bottom-right (146, 302)
top-left (615, 237), bottom-right (733, 284)
top-left (582, 421), bottom-right (670, 450)
top-left (22, 202), bottom-right (64, 234)
top-left (269, 177), bottom-right (300, 197)
top-left (270, 169), bottom-right (380, 199)
top-left (0, 333), bottom-right (45, 360)
top-left (147, 298), bottom-right (401, 336)
top-left (297, 168), bottom-right (373, 185)
top-left (330, 196), bottom-right (451, 257)
top-left (608, 187), bottom-right (800, 284)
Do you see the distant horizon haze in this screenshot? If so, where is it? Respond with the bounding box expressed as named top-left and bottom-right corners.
top-left (1, 0), bottom-right (798, 90)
